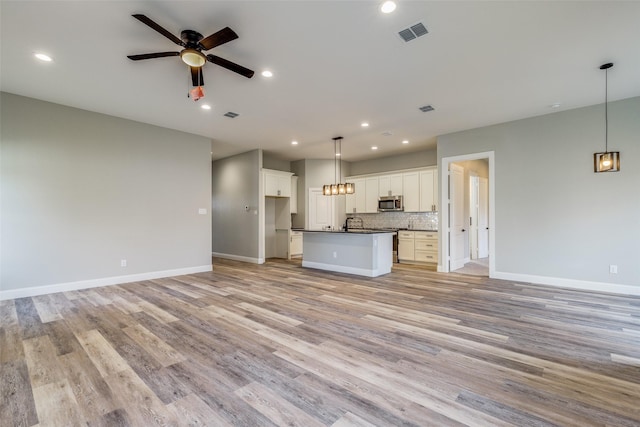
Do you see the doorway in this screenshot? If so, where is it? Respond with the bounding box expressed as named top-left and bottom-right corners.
top-left (440, 151), bottom-right (495, 277)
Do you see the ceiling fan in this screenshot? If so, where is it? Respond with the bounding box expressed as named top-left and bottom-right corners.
top-left (127, 14), bottom-right (254, 97)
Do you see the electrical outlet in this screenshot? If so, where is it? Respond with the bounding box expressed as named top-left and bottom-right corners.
top-left (120, 259), bottom-right (127, 267)
top-left (609, 265), bottom-right (618, 274)
top-left (198, 208), bottom-right (207, 215)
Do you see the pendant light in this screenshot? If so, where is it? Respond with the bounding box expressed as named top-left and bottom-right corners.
top-left (323, 137), bottom-right (355, 196)
top-left (594, 62), bottom-right (620, 173)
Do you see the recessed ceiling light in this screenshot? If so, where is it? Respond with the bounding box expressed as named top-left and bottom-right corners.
top-left (371, 146), bottom-right (378, 150)
top-left (261, 70), bottom-right (273, 78)
top-left (34, 53), bottom-right (52, 62)
top-left (291, 140), bottom-right (298, 145)
top-left (402, 140), bottom-right (409, 144)
top-left (201, 104), bottom-right (212, 110)
top-left (550, 103), bottom-right (562, 109)
top-left (361, 122), bottom-right (369, 127)
top-left (380, 1), bottom-right (396, 14)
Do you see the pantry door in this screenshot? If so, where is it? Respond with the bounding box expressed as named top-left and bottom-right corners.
top-left (308, 188), bottom-right (334, 230)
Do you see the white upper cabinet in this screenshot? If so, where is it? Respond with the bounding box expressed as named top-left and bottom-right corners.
top-left (402, 172), bottom-right (420, 212)
top-left (419, 169), bottom-right (438, 212)
top-left (365, 177), bottom-right (379, 213)
top-left (264, 169), bottom-right (292, 197)
top-left (346, 177), bottom-right (365, 213)
top-left (346, 167), bottom-right (438, 213)
top-left (378, 174), bottom-right (403, 197)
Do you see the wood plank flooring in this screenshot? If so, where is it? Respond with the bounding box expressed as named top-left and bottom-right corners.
top-left (1, 258), bottom-right (639, 426)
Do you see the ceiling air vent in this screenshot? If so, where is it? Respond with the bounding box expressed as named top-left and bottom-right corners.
top-left (398, 22), bottom-right (428, 42)
top-left (419, 105), bottom-right (435, 113)
top-left (224, 112), bottom-right (239, 118)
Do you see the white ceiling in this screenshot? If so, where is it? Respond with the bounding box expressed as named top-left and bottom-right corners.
top-left (2, 1), bottom-right (639, 162)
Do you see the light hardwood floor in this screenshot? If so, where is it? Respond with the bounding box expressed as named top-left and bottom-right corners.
top-left (1, 258), bottom-right (639, 426)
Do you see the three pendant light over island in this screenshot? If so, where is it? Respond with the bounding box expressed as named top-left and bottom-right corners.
top-left (323, 137), bottom-right (355, 196)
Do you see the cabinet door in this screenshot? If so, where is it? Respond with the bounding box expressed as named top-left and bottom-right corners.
top-left (419, 169), bottom-right (435, 212)
top-left (277, 175), bottom-right (291, 197)
top-left (379, 175), bottom-right (391, 197)
top-left (402, 172), bottom-right (420, 212)
top-left (290, 233), bottom-right (303, 255)
top-left (365, 177), bottom-right (379, 213)
top-left (354, 178), bottom-right (367, 213)
top-left (398, 238), bottom-right (415, 261)
top-left (265, 173), bottom-right (279, 196)
top-left (432, 170), bottom-right (438, 211)
top-left (390, 174), bottom-right (403, 196)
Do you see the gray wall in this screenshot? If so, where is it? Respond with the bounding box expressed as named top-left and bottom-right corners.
top-left (1, 93), bottom-right (212, 291)
top-left (350, 149), bottom-right (437, 176)
top-left (438, 96), bottom-right (640, 287)
top-left (291, 160), bottom-right (306, 229)
top-left (211, 150), bottom-right (261, 258)
top-left (263, 153), bottom-right (291, 172)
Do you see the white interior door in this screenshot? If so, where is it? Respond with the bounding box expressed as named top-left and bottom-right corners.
top-left (478, 177), bottom-right (489, 259)
top-left (309, 188), bottom-right (334, 230)
top-left (469, 176), bottom-right (479, 260)
top-left (449, 163), bottom-right (466, 271)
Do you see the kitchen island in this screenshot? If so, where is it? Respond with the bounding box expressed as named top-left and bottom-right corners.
top-left (301, 229), bottom-right (395, 277)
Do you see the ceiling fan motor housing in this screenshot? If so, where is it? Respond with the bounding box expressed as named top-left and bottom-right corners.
top-left (181, 30), bottom-right (204, 48)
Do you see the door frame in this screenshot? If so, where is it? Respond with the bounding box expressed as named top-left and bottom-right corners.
top-left (439, 151), bottom-right (495, 277)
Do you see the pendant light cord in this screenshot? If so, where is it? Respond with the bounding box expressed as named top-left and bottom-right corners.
top-left (604, 67), bottom-right (608, 153)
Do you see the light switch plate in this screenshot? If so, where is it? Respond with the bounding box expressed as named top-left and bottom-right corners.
top-left (198, 208), bottom-right (207, 215)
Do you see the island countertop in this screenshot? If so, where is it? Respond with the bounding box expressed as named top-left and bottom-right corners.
top-left (300, 229), bottom-right (397, 234)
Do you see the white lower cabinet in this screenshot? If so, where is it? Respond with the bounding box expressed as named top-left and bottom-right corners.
top-left (398, 231), bottom-right (415, 261)
top-left (398, 230), bottom-right (438, 264)
top-left (290, 231), bottom-right (303, 257)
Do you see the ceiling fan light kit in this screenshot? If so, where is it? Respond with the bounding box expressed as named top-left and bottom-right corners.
top-left (127, 14), bottom-right (254, 101)
top-left (180, 49), bottom-right (206, 67)
top-left (594, 62), bottom-right (620, 173)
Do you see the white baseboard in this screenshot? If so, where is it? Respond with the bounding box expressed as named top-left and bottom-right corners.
top-left (492, 271), bottom-right (640, 296)
top-left (0, 265), bottom-right (213, 301)
top-left (212, 252), bottom-right (264, 264)
top-left (302, 260), bottom-right (389, 277)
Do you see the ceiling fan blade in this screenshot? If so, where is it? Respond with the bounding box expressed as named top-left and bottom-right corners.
top-left (127, 52), bottom-right (180, 61)
top-left (190, 67), bottom-right (204, 87)
top-left (206, 55), bottom-right (254, 78)
top-left (199, 27), bottom-right (239, 50)
top-left (132, 14), bottom-right (184, 46)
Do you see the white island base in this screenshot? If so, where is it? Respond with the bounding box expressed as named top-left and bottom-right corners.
top-left (301, 231), bottom-right (394, 277)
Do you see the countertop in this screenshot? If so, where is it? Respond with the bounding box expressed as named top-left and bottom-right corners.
top-left (300, 228), bottom-right (397, 234)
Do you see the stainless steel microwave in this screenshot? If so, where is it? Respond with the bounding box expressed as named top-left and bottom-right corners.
top-left (378, 195), bottom-right (403, 212)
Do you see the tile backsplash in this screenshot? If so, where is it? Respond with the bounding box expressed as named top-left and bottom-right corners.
top-left (347, 211), bottom-right (438, 230)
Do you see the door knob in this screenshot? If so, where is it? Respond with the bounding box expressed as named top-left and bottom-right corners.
top-left (462, 229), bottom-right (466, 232)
